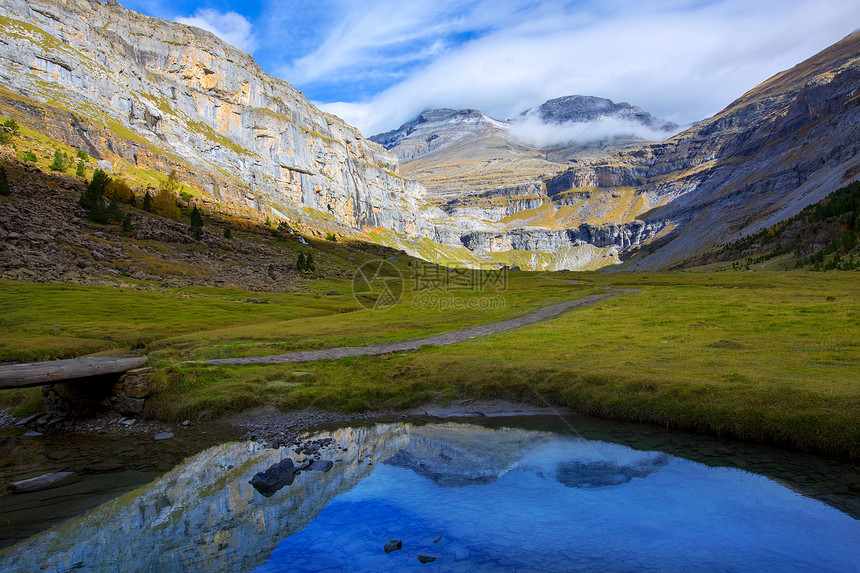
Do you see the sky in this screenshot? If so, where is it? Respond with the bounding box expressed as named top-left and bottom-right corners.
top-left (117, 0), bottom-right (860, 137)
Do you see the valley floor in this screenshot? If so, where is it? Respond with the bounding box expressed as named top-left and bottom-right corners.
top-left (1, 271), bottom-right (858, 459)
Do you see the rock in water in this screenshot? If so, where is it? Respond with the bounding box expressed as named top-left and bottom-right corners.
top-left (8, 471), bottom-right (79, 493)
top-left (433, 535), bottom-right (443, 543)
top-left (417, 554), bottom-right (438, 564)
top-left (383, 539), bottom-right (402, 553)
top-left (249, 458), bottom-right (298, 497)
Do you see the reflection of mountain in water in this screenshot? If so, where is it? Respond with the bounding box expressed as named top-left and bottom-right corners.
top-left (556, 455), bottom-right (669, 488)
top-left (0, 422), bottom-right (672, 571)
top-left (384, 424), bottom-right (549, 486)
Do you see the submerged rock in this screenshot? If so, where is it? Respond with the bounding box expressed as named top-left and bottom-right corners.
top-left (8, 471), bottom-right (79, 493)
top-left (383, 539), bottom-right (402, 553)
top-left (417, 554), bottom-right (438, 564)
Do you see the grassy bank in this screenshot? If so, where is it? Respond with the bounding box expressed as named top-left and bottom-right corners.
top-left (1, 271), bottom-right (858, 457)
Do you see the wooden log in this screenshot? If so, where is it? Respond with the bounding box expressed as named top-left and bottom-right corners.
top-left (0, 357), bottom-right (147, 389)
top-left (8, 471), bottom-right (80, 493)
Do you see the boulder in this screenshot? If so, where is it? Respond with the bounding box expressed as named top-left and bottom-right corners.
top-left (249, 458), bottom-right (299, 497)
top-left (95, 159), bottom-right (113, 172)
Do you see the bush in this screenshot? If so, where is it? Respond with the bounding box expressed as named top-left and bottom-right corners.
top-left (306, 252), bottom-right (315, 272)
top-left (105, 178), bottom-right (134, 203)
top-left (76, 149), bottom-right (88, 161)
top-left (3, 119), bottom-right (19, 135)
top-left (223, 227), bottom-right (232, 239)
top-left (0, 165), bottom-right (10, 196)
top-left (75, 161), bottom-right (85, 177)
top-left (21, 150), bottom-right (36, 163)
top-left (153, 188), bottom-right (180, 219)
top-left (326, 232), bottom-right (337, 242)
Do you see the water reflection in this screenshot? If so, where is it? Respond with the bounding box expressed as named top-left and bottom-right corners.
top-left (1, 421), bottom-right (858, 572)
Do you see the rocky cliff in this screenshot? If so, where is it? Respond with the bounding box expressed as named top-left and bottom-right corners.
top-left (0, 0), bottom-right (451, 240)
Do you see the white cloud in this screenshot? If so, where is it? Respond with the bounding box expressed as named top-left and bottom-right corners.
top-left (175, 9), bottom-right (258, 53)
top-left (309, 0), bottom-right (860, 136)
top-left (508, 113), bottom-right (683, 147)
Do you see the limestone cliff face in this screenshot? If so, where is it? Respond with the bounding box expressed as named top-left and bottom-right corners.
top-left (0, 0), bottom-right (446, 238)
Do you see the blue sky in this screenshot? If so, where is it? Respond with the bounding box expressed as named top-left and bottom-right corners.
top-left (117, 0), bottom-right (860, 136)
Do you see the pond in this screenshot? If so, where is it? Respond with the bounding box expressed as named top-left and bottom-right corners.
top-left (0, 414), bottom-right (858, 572)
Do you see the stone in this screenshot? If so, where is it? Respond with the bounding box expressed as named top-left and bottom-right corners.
top-left (433, 535), bottom-right (443, 543)
top-left (95, 159), bottom-right (113, 173)
top-left (23, 430), bottom-right (43, 437)
top-left (417, 554), bottom-right (438, 564)
top-left (115, 396), bottom-right (144, 417)
top-left (383, 540), bottom-right (402, 553)
top-left (249, 458), bottom-right (299, 497)
top-left (8, 471), bottom-right (79, 493)
top-left (123, 368), bottom-right (153, 399)
top-left (154, 432), bottom-right (173, 440)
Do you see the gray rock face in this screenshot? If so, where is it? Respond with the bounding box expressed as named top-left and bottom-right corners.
top-left (521, 94), bottom-right (679, 132)
top-left (0, 0), bottom-right (445, 239)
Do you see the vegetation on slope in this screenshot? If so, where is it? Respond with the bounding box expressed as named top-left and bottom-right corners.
top-left (679, 181), bottom-right (860, 271)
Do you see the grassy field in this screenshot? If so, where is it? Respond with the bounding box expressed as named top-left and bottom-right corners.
top-left (0, 271), bottom-right (858, 457)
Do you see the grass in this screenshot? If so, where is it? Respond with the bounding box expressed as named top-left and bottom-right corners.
top-left (0, 267), bottom-right (857, 457)
top-left (144, 271), bottom-right (858, 458)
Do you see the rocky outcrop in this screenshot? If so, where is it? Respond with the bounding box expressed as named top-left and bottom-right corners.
top-left (460, 220), bottom-right (666, 253)
top-left (0, 0), bottom-right (447, 239)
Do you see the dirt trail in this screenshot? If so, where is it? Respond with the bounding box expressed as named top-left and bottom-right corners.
top-left (202, 289), bottom-right (633, 366)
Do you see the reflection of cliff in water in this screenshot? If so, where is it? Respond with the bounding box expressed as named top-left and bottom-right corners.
top-left (0, 422), bottom-right (673, 571)
top-left (0, 424), bottom-right (411, 573)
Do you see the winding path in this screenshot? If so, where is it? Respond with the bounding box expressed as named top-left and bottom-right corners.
top-left (202, 289), bottom-right (630, 366)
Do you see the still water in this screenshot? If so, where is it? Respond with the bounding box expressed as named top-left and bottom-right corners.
top-left (1, 415), bottom-right (858, 572)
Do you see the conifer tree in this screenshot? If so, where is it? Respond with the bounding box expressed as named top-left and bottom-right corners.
top-left (306, 252), bottom-right (315, 272)
top-left (0, 165), bottom-right (10, 196)
top-left (297, 252), bottom-right (306, 272)
top-left (142, 190), bottom-right (153, 211)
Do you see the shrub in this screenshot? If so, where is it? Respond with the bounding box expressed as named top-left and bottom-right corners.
top-left (326, 232), bottom-right (337, 242)
top-left (306, 252), bottom-right (315, 271)
top-left (0, 165), bottom-right (10, 196)
top-left (153, 188), bottom-right (180, 219)
top-left (105, 178), bottom-right (134, 203)
top-left (76, 149), bottom-right (88, 161)
top-left (3, 119), bottom-right (19, 135)
top-left (75, 161), bottom-right (85, 177)
top-left (21, 150), bottom-right (36, 163)
top-left (223, 227), bottom-right (232, 239)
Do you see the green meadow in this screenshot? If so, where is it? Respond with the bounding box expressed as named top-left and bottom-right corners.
top-left (1, 270), bottom-right (858, 457)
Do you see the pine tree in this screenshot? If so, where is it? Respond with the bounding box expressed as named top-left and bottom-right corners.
top-left (190, 205), bottom-right (204, 229)
top-left (142, 190), bottom-right (153, 211)
top-left (75, 160), bottom-right (85, 177)
top-left (223, 227), bottom-right (232, 239)
top-left (80, 169), bottom-right (111, 223)
top-left (297, 252), bottom-right (306, 272)
top-left (306, 252), bottom-right (315, 272)
top-left (121, 214), bottom-right (132, 233)
top-left (0, 165), bottom-right (10, 196)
